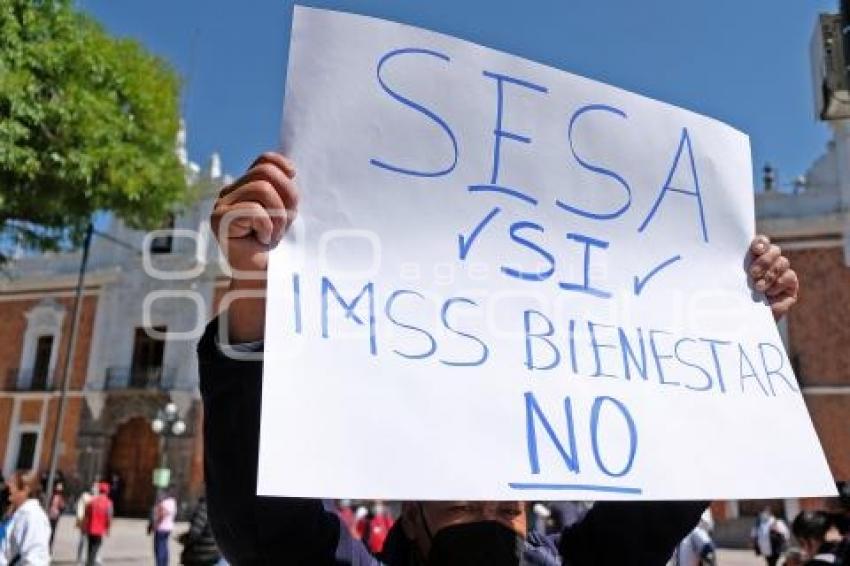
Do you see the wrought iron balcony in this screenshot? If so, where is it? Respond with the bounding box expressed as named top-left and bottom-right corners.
top-left (4, 368), bottom-right (56, 392)
top-left (104, 366), bottom-right (177, 391)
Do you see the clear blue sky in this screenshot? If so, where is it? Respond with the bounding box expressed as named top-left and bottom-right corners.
top-left (79, 0), bottom-right (838, 190)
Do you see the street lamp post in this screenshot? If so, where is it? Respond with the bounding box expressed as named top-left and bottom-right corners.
top-left (151, 402), bottom-right (186, 489)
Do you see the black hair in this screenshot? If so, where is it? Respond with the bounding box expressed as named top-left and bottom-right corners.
top-left (791, 510), bottom-right (833, 542)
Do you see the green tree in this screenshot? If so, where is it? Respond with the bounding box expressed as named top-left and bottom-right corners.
top-left (0, 0), bottom-right (186, 256)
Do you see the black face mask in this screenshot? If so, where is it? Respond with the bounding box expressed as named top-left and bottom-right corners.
top-left (426, 520), bottom-right (525, 566)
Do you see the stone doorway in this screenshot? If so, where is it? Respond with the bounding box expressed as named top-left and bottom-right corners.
top-left (107, 416), bottom-right (159, 517)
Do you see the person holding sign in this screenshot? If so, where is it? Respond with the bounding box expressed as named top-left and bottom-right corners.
top-left (197, 152), bottom-right (800, 565)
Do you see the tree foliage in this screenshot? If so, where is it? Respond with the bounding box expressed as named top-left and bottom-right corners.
top-left (0, 0), bottom-right (186, 253)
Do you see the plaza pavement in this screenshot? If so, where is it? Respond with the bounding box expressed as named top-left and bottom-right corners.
top-left (50, 516), bottom-right (186, 565)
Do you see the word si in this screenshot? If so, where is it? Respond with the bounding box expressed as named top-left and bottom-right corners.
top-left (369, 47), bottom-right (710, 298)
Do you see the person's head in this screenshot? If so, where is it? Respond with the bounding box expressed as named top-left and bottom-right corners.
top-left (792, 510), bottom-right (839, 557)
top-left (98, 481), bottom-right (110, 496)
top-left (400, 501), bottom-right (526, 564)
top-left (6, 470), bottom-right (41, 512)
top-left (53, 482), bottom-right (64, 494)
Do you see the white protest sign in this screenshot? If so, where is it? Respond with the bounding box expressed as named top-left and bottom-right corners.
top-left (257, 6), bottom-right (835, 500)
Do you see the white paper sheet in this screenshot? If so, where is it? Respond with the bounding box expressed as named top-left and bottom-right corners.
top-left (257, 6), bottom-right (836, 500)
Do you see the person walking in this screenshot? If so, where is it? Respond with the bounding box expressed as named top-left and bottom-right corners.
top-left (82, 482), bottom-right (112, 566)
top-left (152, 487), bottom-right (177, 566)
top-left (0, 470), bottom-right (50, 566)
top-left (74, 481), bottom-right (96, 564)
top-left (47, 482), bottom-right (66, 551)
top-left (752, 506), bottom-right (790, 566)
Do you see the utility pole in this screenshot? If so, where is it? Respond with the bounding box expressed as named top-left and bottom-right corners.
top-left (44, 223), bottom-right (93, 504)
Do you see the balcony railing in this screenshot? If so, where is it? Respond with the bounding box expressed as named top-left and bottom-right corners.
top-left (4, 368), bottom-right (56, 392)
top-left (104, 366), bottom-right (177, 391)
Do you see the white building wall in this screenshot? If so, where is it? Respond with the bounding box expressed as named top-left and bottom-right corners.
top-left (7, 153), bottom-right (231, 398)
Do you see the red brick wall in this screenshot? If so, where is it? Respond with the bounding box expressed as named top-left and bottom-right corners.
top-left (19, 400), bottom-right (41, 424)
top-left (0, 291), bottom-right (96, 476)
top-left (0, 396), bottom-right (82, 475)
top-left (804, 394), bottom-right (850, 480)
top-left (0, 293), bottom-right (98, 391)
top-left (59, 397), bottom-right (83, 474)
top-left (781, 246), bottom-right (850, 482)
top-left (0, 398), bottom-right (12, 461)
top-left (785, 248), bottom-right (850, 386)
top-left (60, 296), bottom-right (98, 390)
top-left (0, 299), bottom-right (29, 390)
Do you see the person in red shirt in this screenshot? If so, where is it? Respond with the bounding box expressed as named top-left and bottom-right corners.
top-left (83, 482), bottom-right (113, 566)
top-left (362, 501), bottom-right (395, 554)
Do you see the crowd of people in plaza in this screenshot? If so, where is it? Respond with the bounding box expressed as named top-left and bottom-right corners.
top-left (1, 469), bottom-right (849, 566)
top-left (0, 469), bottom-right (226, 565)
top-left (0, 471), bottom-right (120, 564)
top-left (327, 499), bottom-right (850, 565)
top-left (664, 501), bottom-right (850, 566)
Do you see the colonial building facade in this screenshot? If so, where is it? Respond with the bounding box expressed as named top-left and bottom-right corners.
top-left (0, 134), bottom-right (230, 516)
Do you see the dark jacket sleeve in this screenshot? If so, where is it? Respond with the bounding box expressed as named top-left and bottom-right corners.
top-left (186, 501), bottom-right (206, 540)
top-left (198, 317), bottom-right (379, 565)
top-left (558, 500), bottom-right (708, 566)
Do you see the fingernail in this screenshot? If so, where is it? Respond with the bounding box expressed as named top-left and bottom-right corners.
top-left (755, 280), bottom-right (766, 291)
top-left (754, 243), bottom-right (765, 253)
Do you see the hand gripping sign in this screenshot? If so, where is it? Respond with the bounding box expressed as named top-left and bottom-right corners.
top-left (257, 6), bottom-right (835, 501)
